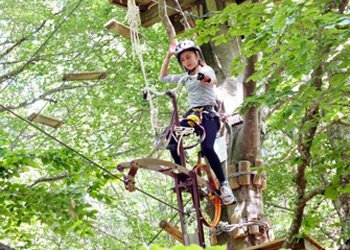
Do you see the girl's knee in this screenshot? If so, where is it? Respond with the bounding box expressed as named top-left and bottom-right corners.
top-left (202, 146), bottom-right (215, 155)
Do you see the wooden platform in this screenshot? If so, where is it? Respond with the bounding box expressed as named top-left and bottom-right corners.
top-left (109, 0), bottom-right (198, 33)
top-left (28, 113), bottom-right (63, 128)
top-left (108, 0), bottom-right (241, 34)
top-left (104, 19), bottom-right (143, 40)
top-left (244, 236), bottom-right (325, 250)
top-left (62, 71), bottom-right (108, 81)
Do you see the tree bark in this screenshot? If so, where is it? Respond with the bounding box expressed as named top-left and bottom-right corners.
top-left (328, 121), bottom-right (350, 249)
top-left (0, 243), bottom-right (16, 250)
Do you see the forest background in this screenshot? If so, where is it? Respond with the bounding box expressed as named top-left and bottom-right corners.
top-left (0, 0), bottom-right (349, 249)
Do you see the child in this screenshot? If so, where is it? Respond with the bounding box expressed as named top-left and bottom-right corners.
top-left (159, 39), bottom-right (236, 205)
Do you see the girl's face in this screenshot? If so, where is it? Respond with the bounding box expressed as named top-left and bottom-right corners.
top-left (179, 50), bottom-right (198, 70)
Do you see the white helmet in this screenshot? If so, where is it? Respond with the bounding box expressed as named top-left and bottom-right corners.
top-left (174, 39), bottom-right (203, 61)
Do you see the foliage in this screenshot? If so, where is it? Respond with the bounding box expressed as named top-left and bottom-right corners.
top-left (181, 0), bottom-right (350, 248)
top-left (1, 0), bottom-right (350, 249)
top-left (1, 0), bottom-right (185, 249)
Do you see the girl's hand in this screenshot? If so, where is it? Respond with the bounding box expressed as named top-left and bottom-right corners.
top-left (198, 72), bottom-right (215, 85)
top-left (168, 39), bottom-right (177, 56)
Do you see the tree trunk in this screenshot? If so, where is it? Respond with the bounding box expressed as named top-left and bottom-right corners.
top-left (202, 22), bottom-right (270, 250)
top-left (0, 243), bottom-right (16, 250)
top-left (159, 1), bottom-right (270, 248)
top-left (327, 121), bottom-right (350, 249)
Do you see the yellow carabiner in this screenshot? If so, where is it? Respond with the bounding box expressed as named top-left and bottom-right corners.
top-left (187, 114), bottom-right (200, 127)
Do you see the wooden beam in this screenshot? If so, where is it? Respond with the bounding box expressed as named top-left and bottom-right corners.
top-left (28, 113), bottom-right (63, 128)
top-left (206, 0), bottom-right (217, 11)
top-left (159, 220), bottom-right (184, 244)
top-left (243, 236), bottom-right (325, 250)
top-left (104, 19), bottom-right (143, 40)
top-left (62, 71), bottom-right (108, 81)
top-left (109, 0), bottom-right (128, 9)
top-left (140, 0), bottom-right (197, 28)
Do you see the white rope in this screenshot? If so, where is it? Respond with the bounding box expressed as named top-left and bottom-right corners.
top-left (174, 0), bottom-right (191, 29)
top-left (126, 0), bottom-right (163, 130)
top-left (173, 125), bottom-right (195, 155)
top-left (211, 221), bottom-right (271, 235)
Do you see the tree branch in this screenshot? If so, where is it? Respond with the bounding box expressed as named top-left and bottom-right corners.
top-left (0, 37), bottom-right (28, 59)
top-left (158, 0), bottom-right (176, 41)
top-left (28, 173), bottom-right (71, 187)
top-left (0, 18), bottom-right (48, 59)
top-left (0, 55), bottom-right (45, 83)
top-left (0, 83), bottom-right (107, 112)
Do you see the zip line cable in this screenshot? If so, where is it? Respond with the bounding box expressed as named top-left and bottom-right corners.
top-left (0, 0), bottom-right (85, 95)
top-left (0, 103), bottom-right (183, 213)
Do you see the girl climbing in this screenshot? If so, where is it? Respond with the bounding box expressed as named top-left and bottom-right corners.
top-left (159, 39), bottom-right (236, 206)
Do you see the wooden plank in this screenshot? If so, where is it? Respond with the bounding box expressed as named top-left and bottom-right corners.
top-left (140, 0), bottom-right (197, 28)
top-left (109, 0), bottom-right (128, 9)
top-left (132, 158), bottom-right (208, 186)
top-left (136, 0), bottom-right (156, 12)
top-left (243, 236), bottom-right (325, 250)
top-left (28, 113), bottom-right (63, 128)
top-left (238, 160), bottom-right (251, 185)
top-left (304, 237), bottom-right (326, 250)
top-left (62, 71), bottom-right (108, 81)
top-left (206, 0), bottom-right (217, 11)
top-left (159, 220), bottom-right (184, 244)
top-left (104, 19), bottom-right (143, 40)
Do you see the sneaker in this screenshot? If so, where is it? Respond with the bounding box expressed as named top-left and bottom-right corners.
top-left (220, 183), bottom-right (236, 205)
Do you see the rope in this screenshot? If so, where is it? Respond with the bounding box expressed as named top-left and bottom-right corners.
top-left (211, 221), bottom-right (271, 235)
top-left (0, 103), bottom-right (183, 213)
top-left (227, 171), bottom-right (267, 179)
top-left (126, 0), bottom-right (163, 131)
top-left (0, 0), bottom-right (85, 95)
top-left (173, 125), bottom-right (195, 155)
top-left (174, 0), bottom-right (191, 29)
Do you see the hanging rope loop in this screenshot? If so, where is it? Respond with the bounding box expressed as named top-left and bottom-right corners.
top-left (126, 0), bottom-right (163, 130)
